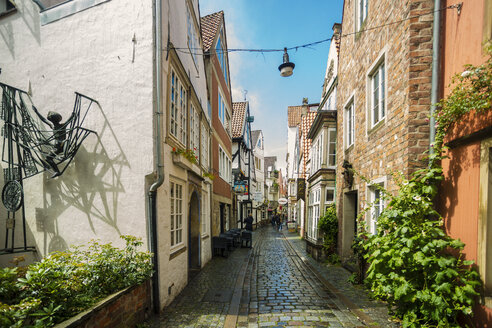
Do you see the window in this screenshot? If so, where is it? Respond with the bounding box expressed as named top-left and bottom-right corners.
top-left (219, 146), bottom-right (231, 184)
top-left (186, 4), bottom-right (199, 67)
top-left (170, 181), bottom-right (184, 247)
top-left (257, 137), bottom-right (262, 149)
top-left (311, 133), bottom-right (323, 173)
top-left (370, 61), bottom-right (385, 127)
top-left (327, 128), bottom-right (336, 167)
top-left (356, 0), bottom-right (368, 32)
top-left (189, 104), bottom-right (200, 156)
top-left (344, 99), bottom-right (354, 148)
top-left (0, 0), bottom-right (15, 16)
top-left (325, 187), bottom-right (335, 204)
top-left (255, 157), bottom-right (262, 170)
top-left (368, 183), bottom-right (384, 235)
top-left (308, 188), bottom-right (321, 241)
top-left (218, 92), bottom-right (226, 125)
top-left (170, 69), bottom-right (187, 145)
top-left (201, 123), bottom-right (208, 168)
top-left (216, 32), bottom-right (228, 84)
top-left (201, 190), bottom-right (208, 236)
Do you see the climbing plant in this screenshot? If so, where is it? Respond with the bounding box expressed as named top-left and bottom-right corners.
top-left (354, 43), bottom-right (491, 327)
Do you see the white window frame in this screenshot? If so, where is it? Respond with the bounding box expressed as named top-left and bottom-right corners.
top-left (189, 103), bottom-right (200, 156)
top-left (201, 189), bottom-right (209, 237)
top-left (201, 122), bottom-right (208, 169)
top-left (327, 128), bottom-right (336, 168)
top-left (356, 0), bottom-right (368, 32)
top-left (367, 177), bottom-right (386, 235)
top-left (216, 29), bottom-right (229, 85)
top-left (308, 188), bottom-right (321, 241)
top-left (186, 2), bottom-right (199, 68)
top-left (218, 90), bottom-right (227, 127)
top-left (368, 57), bottom-right (386, 128)
top-left (170, 68), bottom-right (187, 145)
top-left (344, 95), bottom-right (355, 149)
top-left (219, 146), bottom-right (231, 184)
top-left (170, 181), bottom-right (184, 248)
top-left (325, 186), bottom-right (335, 204)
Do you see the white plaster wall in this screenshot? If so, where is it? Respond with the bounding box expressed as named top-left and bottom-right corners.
top-left (156, 0), bottom-right (210, 309)
top-left (0, 0), bottom-right (154, 257)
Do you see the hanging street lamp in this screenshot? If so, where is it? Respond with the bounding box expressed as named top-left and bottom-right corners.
top-left (278, 48), bottom-right (295, 77)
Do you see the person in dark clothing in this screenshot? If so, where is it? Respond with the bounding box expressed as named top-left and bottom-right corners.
top-left (244, 212), bottom-right (254, 231)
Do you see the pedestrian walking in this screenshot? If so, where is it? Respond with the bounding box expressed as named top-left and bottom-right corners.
top-left (244, 212), bottom-right (254, 231)
top-left (278, 215), bottom-right (283, 231)
top-left (271, 213), bottom-right (276, 227)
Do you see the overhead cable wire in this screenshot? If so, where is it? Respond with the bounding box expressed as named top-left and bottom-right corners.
top-left (168, 3), bottom-right (461, 56)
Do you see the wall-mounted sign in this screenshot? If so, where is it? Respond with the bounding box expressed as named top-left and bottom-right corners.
top-left (253, 192), bottom-right (263, 202)
top-left (278, 198), bottom-right (288, 205)
top-left (296, 178), bottom-right (306, 200)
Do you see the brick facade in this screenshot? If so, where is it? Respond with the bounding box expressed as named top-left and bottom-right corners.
top-left (336, 0), bottom-right (434, 260)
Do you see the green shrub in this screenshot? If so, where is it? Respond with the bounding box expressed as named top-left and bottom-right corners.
top-left (0, 235), bottom-right (152, 328)
top-left (318, 205), bottom-right (338, 254)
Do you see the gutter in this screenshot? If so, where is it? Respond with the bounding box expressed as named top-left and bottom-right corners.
top-left (429, 0), bottom-right (441, 154)
top-left (148, 0), bottom-right (164, 314)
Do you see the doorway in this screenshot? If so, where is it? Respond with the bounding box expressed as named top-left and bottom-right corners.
top-left (342, 191), bottom-right (358, 261)
top-left (188, 191), bottom-right (200, 279)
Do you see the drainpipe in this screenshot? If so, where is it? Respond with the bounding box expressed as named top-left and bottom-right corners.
top-left (148, 0), bottom-right (164, 314)
top-left (429, 0), bottom-right (441, 154)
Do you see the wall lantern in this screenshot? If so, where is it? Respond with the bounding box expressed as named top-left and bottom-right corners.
top-left (278, 48), bottom-right (295, 77)
top-left (342, 160), bottom-right (354, 189)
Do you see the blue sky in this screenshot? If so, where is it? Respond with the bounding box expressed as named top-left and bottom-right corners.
top-left (200, 1), bottom-right (344, 171)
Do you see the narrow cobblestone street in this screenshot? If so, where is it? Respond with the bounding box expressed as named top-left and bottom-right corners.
top-left (152, 226), bottom-right (399, 328)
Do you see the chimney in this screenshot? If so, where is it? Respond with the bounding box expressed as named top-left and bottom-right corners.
top-left (301, 97), bottom-right (309, 115)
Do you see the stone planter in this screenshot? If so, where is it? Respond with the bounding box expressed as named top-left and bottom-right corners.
top-left (54, 280), bottom-right (151, 328)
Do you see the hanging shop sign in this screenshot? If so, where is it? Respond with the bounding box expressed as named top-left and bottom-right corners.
top-left (234, 181), bottom-right (248, 194)
top-left (296, 178), bottom-right (306, 200)
top-left (278, 197), bottom-right (288, 205)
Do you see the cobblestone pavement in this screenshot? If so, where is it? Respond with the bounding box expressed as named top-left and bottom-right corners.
top-left (151, 226), bottom-right (399, 328)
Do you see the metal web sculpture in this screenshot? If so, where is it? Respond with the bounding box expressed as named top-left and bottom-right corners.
top-left (0, 82), bottom-right (96, 254)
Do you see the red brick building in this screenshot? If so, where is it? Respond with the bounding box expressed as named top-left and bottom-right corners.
top-left (201, 11), bottom-right (233, 236)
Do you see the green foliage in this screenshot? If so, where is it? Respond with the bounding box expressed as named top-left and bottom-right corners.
top-left (356, 44), bottom-right (491, 327)
top-left (172, 147), bottom-right (198, 164)
top-left (318, 205), bottom-right (338, 254)
top-left (0, 235), bottom-right (152, 328)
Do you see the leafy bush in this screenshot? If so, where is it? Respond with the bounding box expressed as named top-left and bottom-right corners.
top-left (356, 44), bottom-right (491, 327)
top-left (0, 235), bottom-right (152, 328)
top-left (318, 205), bottom-right (338, 255)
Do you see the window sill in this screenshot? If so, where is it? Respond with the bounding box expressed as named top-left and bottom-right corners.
top-left (0, 8), bottom-right (17, 19)
top-left (344, 143), bottom-right (354, 154)
top-left (40, 0), bottom-right (111, 25)
top-left (169, 245), bottom-right (187, 260)
top-left (367, 118), bottom-right (385, 136)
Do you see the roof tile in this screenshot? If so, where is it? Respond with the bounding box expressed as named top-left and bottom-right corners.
top-left (200, 11), bottom-right (223, 52)
top-left (232, 102), bottom-right (247, 138)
